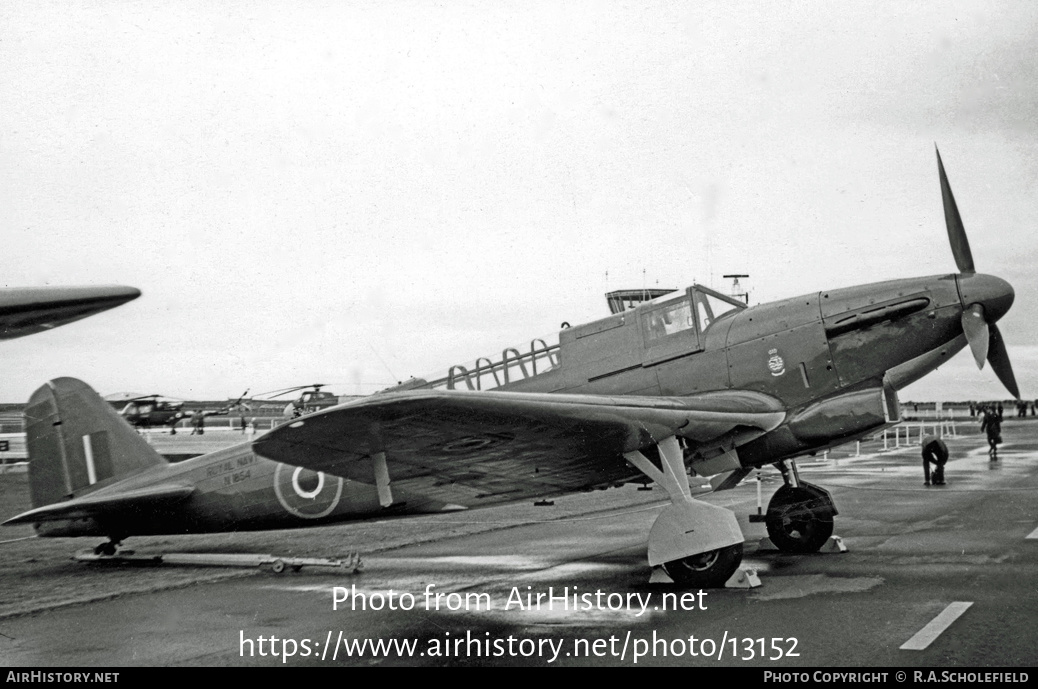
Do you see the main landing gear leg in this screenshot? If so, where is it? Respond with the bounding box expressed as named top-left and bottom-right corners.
top-left (624, 437), bottom-right (745, 587)
top-left (764, 460), bottom-right (837, 553)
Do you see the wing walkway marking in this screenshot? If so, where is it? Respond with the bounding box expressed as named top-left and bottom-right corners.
top-left (1026, 526), bottom-right (1038, 540)
top-left (899, 602), bottom-right (973, 651)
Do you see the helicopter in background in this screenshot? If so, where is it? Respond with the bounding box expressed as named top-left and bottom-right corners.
top-left (105, 390), bottom-right (251, 433)
top-left (256, 384), bottom-right (341, 418)
top-left (104, 393), bottom-right (191, 430)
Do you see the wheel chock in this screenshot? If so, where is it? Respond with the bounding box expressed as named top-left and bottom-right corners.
top-left (824, 535), bottom-right (848, 553)
top-left (725, 567), bottom-right (761, 589)
top-left (756, 537), bottom-right (779, 551)
top-left (648, 565), bottom-right (762, 588)
top-left (649, 566), bottom-right (674, 584)
top-left (756, 536), bottom-right (846, 554)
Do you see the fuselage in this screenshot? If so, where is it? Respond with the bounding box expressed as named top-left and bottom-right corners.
top-left (35, 438), bottom-right (460, 539)
top-left (33, 272), bottom-right (1013, 540)
top-left (418, 272), bottom-right (1012, 469)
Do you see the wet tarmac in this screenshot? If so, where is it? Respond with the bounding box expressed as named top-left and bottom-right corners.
top-left (0, 421), bottom-right (1035, 667)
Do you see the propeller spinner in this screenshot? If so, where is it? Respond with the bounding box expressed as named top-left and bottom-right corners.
top-left (937, 146), bottom-right (1019, 399)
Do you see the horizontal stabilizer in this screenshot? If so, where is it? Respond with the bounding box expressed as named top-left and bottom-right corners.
top-left (3, 483), bottom-right (194, 525)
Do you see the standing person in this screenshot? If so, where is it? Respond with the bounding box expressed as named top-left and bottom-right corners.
top-left (190, 410), bottom-right (205, 436)
top-left (980, 408), bottom-right (1002, 460)
top-left (921, 433), bottom-right (949, 486)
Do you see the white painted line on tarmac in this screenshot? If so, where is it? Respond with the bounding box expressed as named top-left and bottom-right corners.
top-left (1026, 526), bottom-right (1038, 540)
top-left (900, 602), bottom-right (973, 650)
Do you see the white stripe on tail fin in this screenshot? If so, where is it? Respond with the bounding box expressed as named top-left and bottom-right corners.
top-left (24, 377), bottom-right (167, 507)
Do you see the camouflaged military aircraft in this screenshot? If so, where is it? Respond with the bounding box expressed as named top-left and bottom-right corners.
top-left (3, 150), bottom-right (1019, 587)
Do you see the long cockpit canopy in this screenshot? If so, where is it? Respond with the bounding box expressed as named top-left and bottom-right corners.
top-left (379, 332), bottom-right (560, 394)
top-left (380, 284), bottom-right (745, 394)
top-left (427, 333), bottom-right (560, 392)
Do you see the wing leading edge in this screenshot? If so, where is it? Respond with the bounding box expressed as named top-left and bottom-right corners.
top-left (252, 389), bottom-right (785, 505)
top-left (0, 285), bottom-right (141, 341)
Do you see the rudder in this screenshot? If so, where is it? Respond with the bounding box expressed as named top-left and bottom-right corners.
top-left (24, 377), bottom-right (167, 507)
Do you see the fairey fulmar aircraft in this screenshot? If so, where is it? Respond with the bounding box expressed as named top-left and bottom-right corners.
top-left (3, 150), bottom-right (1019, 587)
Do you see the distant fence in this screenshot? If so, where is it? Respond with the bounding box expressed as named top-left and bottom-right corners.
top-left (876, 419), bottom-right (958, 451)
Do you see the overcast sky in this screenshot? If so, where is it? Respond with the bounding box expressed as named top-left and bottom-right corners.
top-left (1, 1), bottom-right (1035, 402)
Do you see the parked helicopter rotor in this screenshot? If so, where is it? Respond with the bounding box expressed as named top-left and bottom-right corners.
top-left (255, 384), bottom-right (340, 418)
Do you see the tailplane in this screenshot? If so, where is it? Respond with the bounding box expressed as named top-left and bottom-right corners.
top-left (24, 377), bottom-right (167, 507)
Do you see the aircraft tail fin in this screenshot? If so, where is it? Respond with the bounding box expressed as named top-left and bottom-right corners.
top-left (23, 377), bottom-right (167, 508)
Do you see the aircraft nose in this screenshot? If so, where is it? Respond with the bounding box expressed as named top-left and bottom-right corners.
top-left (957, 273), bottom-right (1014, 322)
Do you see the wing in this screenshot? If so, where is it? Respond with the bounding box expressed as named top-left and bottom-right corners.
top-left (0, 285), bottom-right (140, 341)
top-left (3, 483), bottom-right (194, 525)
top-left (252, 389), bottom-right (785, 506)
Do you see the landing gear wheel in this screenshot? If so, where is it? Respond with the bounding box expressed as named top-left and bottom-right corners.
top-left (765, 481), bottom-right (837, 553)
top-left (271, 559), bottom-right (286, 574)
top-left (765, 514), bottom-right (833, 553)
top-left (93, 542), bottom-right (118, 556)
top-left (661, 543), bottom-right (743, 588)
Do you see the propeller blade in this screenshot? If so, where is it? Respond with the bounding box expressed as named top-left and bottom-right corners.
top-left (936, 146), bottom-right (975, 274)
top-left (961, 304), bottom-right (989, 370)
top-left (987, 323), bottom-right (1020, 400)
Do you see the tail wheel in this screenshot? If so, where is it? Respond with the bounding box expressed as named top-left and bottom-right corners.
top-left (662, 543), bottom-right (743, 588)
top-left (93, 542), bottom-right (117, 556)
top-left (765, 514), bottom-right (833, 553)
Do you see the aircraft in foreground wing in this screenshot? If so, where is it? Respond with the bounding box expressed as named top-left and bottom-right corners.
top-left (4, 151), bottom-right (1018, 587)
top-left (0, 285), bottom-right (140, 340)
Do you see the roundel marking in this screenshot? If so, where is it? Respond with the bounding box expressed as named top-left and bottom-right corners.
top-left (425, 432), bottom-right (517, 456)
top-left (273, 463), bottom-right (343, 519)
top-left (292, 467), bottom-right (324, 499)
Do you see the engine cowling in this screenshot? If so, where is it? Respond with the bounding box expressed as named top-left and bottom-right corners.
top-left (737, 385), bottom-right (895, 467)
top-left (787, 386), bottom-right (891, 444)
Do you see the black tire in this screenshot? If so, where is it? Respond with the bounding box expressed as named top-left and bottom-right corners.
top-left (765, 513), bottom-right (833, 553)
top-left (662, 543), bottom-right (743, 588)
top-left (271, 559), bottom-right (286, 574)
top-left (94, 542), bottom-right (117, 556)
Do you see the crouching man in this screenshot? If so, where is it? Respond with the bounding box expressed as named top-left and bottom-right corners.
top-left (921, 433), bottom-right (949, 486)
